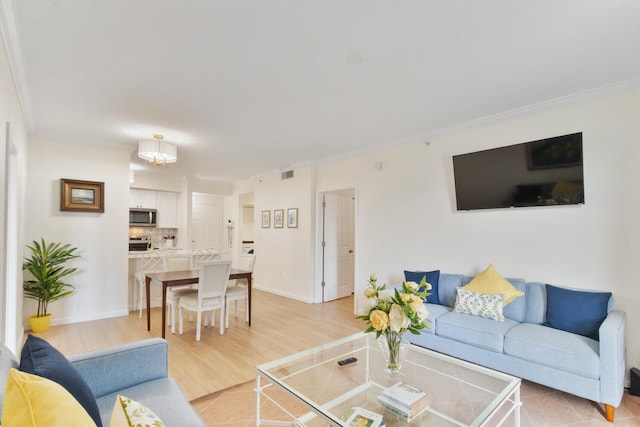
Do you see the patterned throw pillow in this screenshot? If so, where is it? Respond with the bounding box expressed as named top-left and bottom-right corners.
top-left (453, 288), bottom-right (506, 322)
top-left (110, 395), bottom-right (165, 427)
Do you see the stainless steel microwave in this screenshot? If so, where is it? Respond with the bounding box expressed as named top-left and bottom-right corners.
top-left (129, 208), bottom-right (157, 227)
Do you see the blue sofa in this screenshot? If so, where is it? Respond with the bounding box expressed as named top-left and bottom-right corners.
top-left (405, 273), bottom-right (626, 422)
top-left (0, 338), bottom-right (204, 426)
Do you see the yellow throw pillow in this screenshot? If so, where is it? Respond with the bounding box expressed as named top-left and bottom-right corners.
top-left (1, 368), bottom-right (97, 427)
top-left (463, 263), bottom-right (524, 305)
top-left (110, 394), bottom-right (165, 427)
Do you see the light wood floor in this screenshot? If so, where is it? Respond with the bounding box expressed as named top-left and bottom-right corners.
top-left (29, 289), bottom-right (363, 400)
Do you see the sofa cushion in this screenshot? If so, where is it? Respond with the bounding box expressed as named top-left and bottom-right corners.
top-left (524, 282), bottom-right (546, 324)
top-left (545, 284), bottom-right (611, 340)
top-left (462, 263), bottom-right (524, 305)
top-left (110, 394), bottom-right (165, 427)
top-left (2, 368), bottom-right (97, 427)
top-left (436, 312), bottom-right (518, 352)
top-left (19, 334), bottom-right (103, 427)
top-left (404, 270), bottom-right (440, 305)
top-left (423, 303), bottom-right (451, 334)
top-left (95, 377), bottom-right (204, 427)
top-left (504, 323), bottom-right (600, 379)
top-left (438, 274), bottom-right (464, 308)
top-left (453, 288), bottom-right (505, 322)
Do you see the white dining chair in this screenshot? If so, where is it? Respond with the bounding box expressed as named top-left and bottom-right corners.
top-left (136, 253), bottom-right (167, 318)
top-left (225, 254), bottom-right (256, 328)
top-left (191, 248), bottom-right (221, 269)
top-left (179, 259), bottom-right (232, 341)
top-left (164, 252), bottom-right (197, 334)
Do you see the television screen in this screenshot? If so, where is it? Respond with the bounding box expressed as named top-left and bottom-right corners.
top-left (453, 132), bottom-right (584, 211)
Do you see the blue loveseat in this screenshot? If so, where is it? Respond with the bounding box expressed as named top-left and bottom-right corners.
top-left (404, 272), bottom-right (626, 422)
top-left (0, 337), bottom-right (204, 426)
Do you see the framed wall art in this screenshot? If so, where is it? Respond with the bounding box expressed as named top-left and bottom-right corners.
top-left (261, 210), bottom-right (271, 228)
top-left (60, 179), bottom-right (104, 213)
top-left (274, 209), bottom-right (284, 228)
top-left (287, 208), bottom-right (298, 228)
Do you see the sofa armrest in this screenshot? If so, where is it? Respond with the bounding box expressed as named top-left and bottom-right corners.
top-left (598, 310), bottom-right (626, 407)
top-left (67, 338), bottom-right (169, 399)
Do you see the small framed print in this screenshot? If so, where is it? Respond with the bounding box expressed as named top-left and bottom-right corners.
top-left (60, 179), bottom-right (104, 213)
top-left (287, 208), bottom-right (298, 228)
top-left (261, 210), bottom-right (271, 228)
top-left (274, 209), bottom-right (284, 228)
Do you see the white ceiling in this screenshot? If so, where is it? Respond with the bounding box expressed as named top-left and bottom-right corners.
top-left (3, 1), bottom-right (640, 182)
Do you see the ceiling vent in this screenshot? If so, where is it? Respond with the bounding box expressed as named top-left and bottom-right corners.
top-left (281, 170), bottom-right (294, 180)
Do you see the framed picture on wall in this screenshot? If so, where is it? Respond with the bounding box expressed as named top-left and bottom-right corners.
top-left (60, 178), bottom-right (104, 213)
top-left (274, 209), bottom-right (284, 228)
top-left (261, 210), bottom-right (271, 228)
top-left (287, 208), bottom-right (298, 228)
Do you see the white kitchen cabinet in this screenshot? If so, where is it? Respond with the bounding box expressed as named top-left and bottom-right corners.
top-left (157, 191), bottom-right (178, 228)
top-left (129, 189), bottom-right (157, 209)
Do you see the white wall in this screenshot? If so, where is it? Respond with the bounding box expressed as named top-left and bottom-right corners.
top-left (25, 138), bottom-right (131, 325)
top-left (0, 33), bottom-right (28, 352)
top-left (315, 87), bottom-right (640, 375)
top-left (250, 167), bottom-right (316, 302)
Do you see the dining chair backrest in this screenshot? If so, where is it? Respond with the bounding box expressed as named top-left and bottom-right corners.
top-left (192, 248), bottom-right (222, 268)
top-left (164, 253), bottom-right (191, 272)
top-left (199, 260), bottom-right (232, 300)
top-left (139, 253), bottom-right (166, 275)
top-left (239, 254), bottom-right (256, 272)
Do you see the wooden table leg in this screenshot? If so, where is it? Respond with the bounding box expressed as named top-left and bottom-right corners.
top-left (146, 276), bottom-right (151, 331)
top-left (161, 284), bottom-right (167, 339)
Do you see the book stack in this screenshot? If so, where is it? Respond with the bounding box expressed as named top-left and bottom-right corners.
top-left (377, 381), bottom-right (430, 422)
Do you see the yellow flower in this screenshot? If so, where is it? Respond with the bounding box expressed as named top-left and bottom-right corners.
top-left (408, 294), bottom-right (424, 312)
top-left (423, 282), bottom-right (432, 291)
top-left (400, 293), bottom-right (412, 303)
top-left (364, 287), bottom-right (377, 298)
top-left (370, 273), bottom-right (377, 282)
top-left (369, 310), bottom-right (389, 331)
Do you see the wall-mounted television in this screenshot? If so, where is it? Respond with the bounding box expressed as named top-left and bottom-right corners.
top-left (453, 132), bottom-right (584, 211)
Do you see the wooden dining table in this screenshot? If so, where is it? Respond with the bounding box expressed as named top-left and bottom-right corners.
top-left (145, 268), bottom-right (253, 338)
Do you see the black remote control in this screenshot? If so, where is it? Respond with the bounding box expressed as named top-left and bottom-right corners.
top-left (337, 357), bottom-right (357, 366)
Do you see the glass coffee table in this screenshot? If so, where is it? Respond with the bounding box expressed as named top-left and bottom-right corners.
top-left (256, 332), bottom-right (521, 426)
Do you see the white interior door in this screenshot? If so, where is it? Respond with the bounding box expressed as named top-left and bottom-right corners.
top-left (322, 191), bottom-right (355, 302)
top-left (191, 193), bottom-right (222, 249)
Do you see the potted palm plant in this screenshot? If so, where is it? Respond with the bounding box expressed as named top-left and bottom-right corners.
top-left (22, 238), bottom-right (79, 332)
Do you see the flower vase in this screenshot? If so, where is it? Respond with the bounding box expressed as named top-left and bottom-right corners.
top-left (378, 331), bottom-right (409, 374)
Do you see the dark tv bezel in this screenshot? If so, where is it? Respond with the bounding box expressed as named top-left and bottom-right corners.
top-left (453, 132), bottom-right (584, 211)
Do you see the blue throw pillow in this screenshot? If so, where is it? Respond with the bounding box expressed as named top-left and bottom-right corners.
top-left (544, 284), bottom-right (611, 340)
top-left (404, 270), bottom-right (440, 305)
top-left (19, 334), bottom-right (103, 427)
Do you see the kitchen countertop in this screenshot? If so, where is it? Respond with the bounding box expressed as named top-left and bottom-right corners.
top-left (128, 248), bottom-right (188, 258)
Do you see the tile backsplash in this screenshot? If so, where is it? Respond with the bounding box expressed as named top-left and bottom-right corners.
top-left (129, 227), bottom-right (178, 248)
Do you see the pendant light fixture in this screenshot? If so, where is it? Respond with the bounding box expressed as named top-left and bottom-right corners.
top-left (138, 134), bottom-right (177, 166)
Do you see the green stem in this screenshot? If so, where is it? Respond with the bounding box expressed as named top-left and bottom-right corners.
top-left (385, 330), bottom-right (404, 372)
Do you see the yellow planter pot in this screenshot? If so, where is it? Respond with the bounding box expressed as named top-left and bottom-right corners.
top-left (29, 314), bottom-right (52, 332)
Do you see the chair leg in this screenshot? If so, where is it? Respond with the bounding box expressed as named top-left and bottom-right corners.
top-left (219, 306), bottom-right (225, 335)
top-left (245, 297), bottom-right (249, 323)
top-left (196, 310), bottom-right (202, 341)
top-left (178, 306), bottom-right (184, 335)
top-left (234, 300), bottom-right (238, 317)
top-left (225, 299), bottom-right (230, 328)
